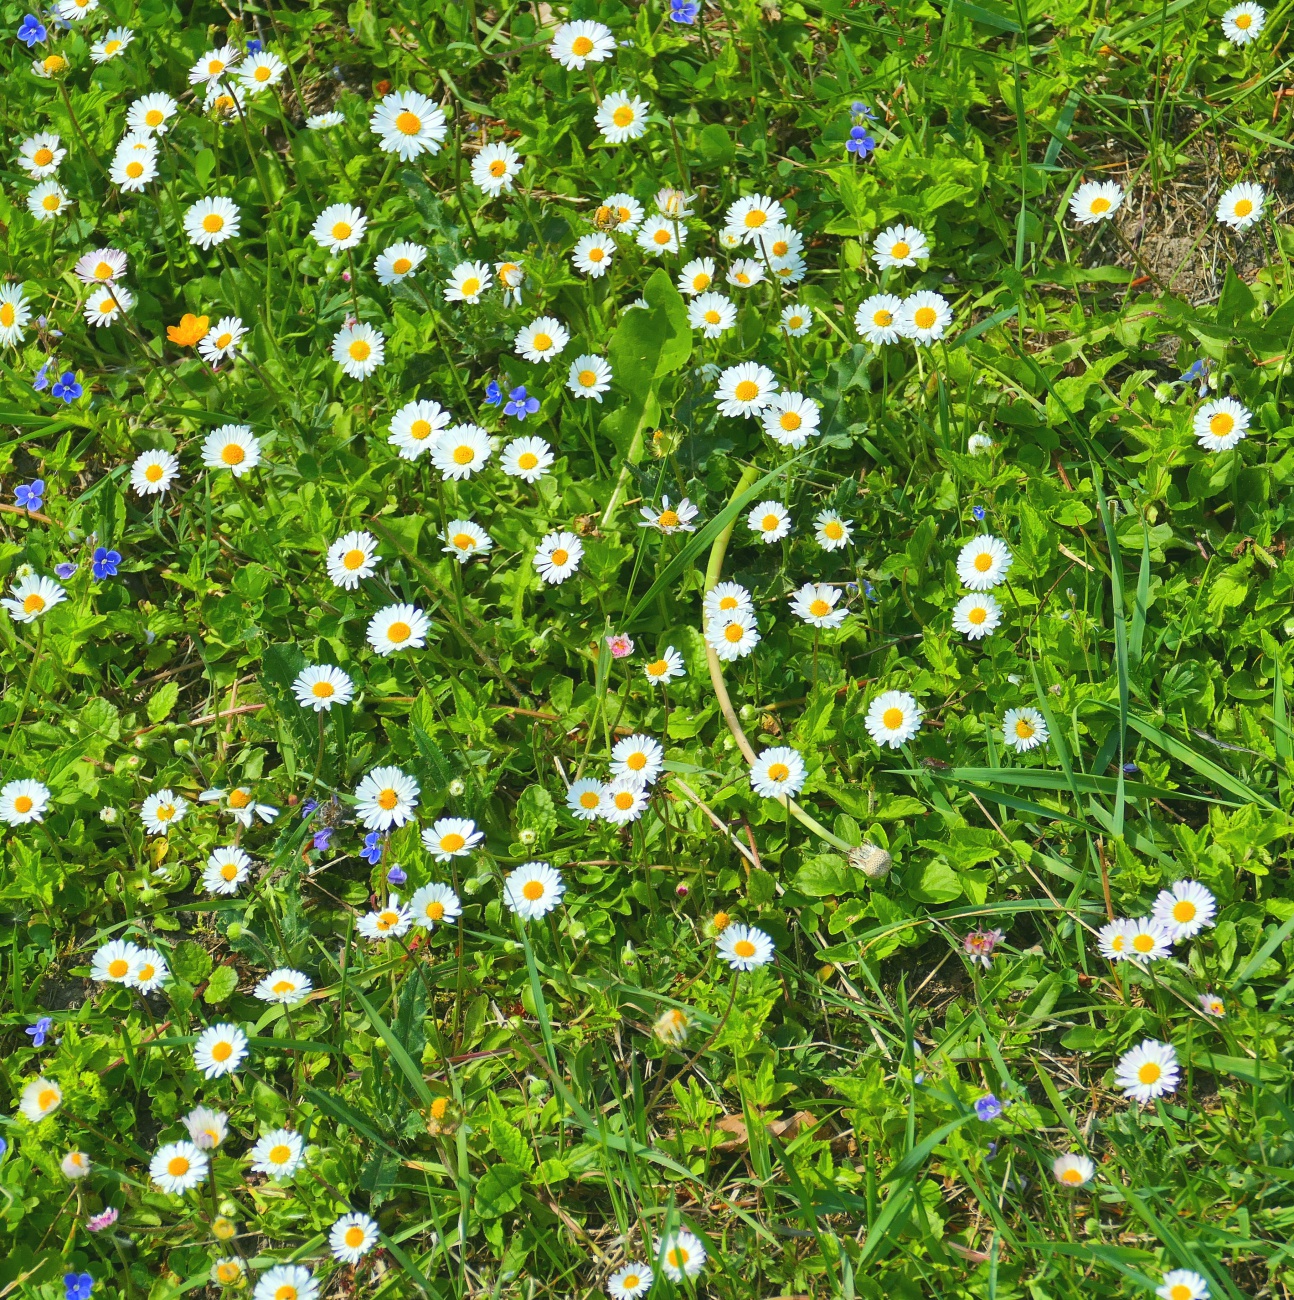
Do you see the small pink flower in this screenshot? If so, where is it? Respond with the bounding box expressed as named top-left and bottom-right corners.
top-left (87, 1206), bottom-right (119, 1232)
top-left (675, 882), bottom-right (689, 898)
top-left (962, 928), bottom-right (1004, 968)
top-left (607, 633), bottom-right (634, 659)
top-left (342, 270), bottom-right (352, 282)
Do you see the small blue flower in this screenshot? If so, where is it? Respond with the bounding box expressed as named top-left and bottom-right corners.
top-left (18, 13), bottom-right (47, 45)
top-left (360, 831), bottom-right (383, 865)
top-left (51, 371), bottom-right (82, 403)
top-left (863, 580), bottom-right (878, 602)
top-left (972, 505), bottom-right (986, 521)
top-left (846, 126), bottom-right (875, 159)
top-left (850, 100), bottom-right (876, 119)
top-left (91, 547), bottom-right (121, 580)
top-left (312, 827), bottom-right (334, 852)
top-left (483, 379), bottom-right (503, 407)
top-left (975, 1093), bottom-right (1003, 1122)
top-left (246, 37), bottom-right (262, 54)
top-left (1122, 761), bottom-right (1140, 776)
top-left (32, 360), bottom-right (53, 392)
top-left (504, 386), bottom-right (539, 420)
top-left (15, 480), bottom-right (45, 512)
top-left (54, 562), bottom-right (77, 580)
top-left (25, 1016), bottom-right (52, 1047)
top-left (64, 1274), bottom-right (94, 1300)
top-left (669, 0), bottom-right (699, 22)
top-left (386, 863), bottom-right (407, 887)
top-left (301, 799), bottom-right (320, 820)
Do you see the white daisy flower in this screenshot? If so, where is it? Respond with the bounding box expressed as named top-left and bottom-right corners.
top-left (716, 923), bottom-right (775, 970)
top-left (715, 362), bottom-right (778, 418)
top-left (17, 133), bottom-right (66, 178)
top-left (389, 399), bottom-right (451, 460)
top-left (951, 592), bottom-right (1002, 640)
top-left (19, 1077), bottom-right (63, 1121)
top-left (445, 260), bottom-right (493, 305)
top-left (636, 216), bottom-right (683, 256)
top-left (293, 665), bottom-right (354, 712)
top-left (865, 690), bottom-right (923, 748)
top-left (254, 968), bottom-right (312, 1004)
top-left (1222, 1), bottom-right (1265, 43)
top-left (2, 576), bottom-right (65, 624)
top-left (250, 1128), bottom-right (304, 1178)
top-left (253, 1266), bottom-right (317, 1300)
top-left (56, 0), bottom-right (97, 19)
top-left (1053, 1153), bottom-right (1095, 1187)
top-left (770, 252), bottom-right (808, 284)
top-left (644, 647), bottom-right (685, 685)
top-left (83, 283), bottom-right (134, 328)
top-left (91, 939), bottom-right (143, 983)
top-left (677, 257), bottom-right (716, 296)
top-left (1200, 991), bottom-right (1226, 1018)
top-left (1002, 707), bottom-right (1048, 752)
top-left (330, 1212), bottom-right (380, 1265)
top-left (188, 44), bottom-right (239, 84)
top-left (367, 604), bottom-right (430, 655)
top-left (140, 789), bottom-right (187, 835)
top-left (62, 1150), bottom-right (92, 1178)
top-left (550, 19), bottom-right (616, 69)
top-left (28, 181), bottom-right (70, 221)
top-left (0, 779), bottom-right (50, 824)
top-left (1193, 397), bottom-right (1249, 451)
top-left (193, 1024), bottom-right (248, 1079)
top-left (201, 424), bottom-right (260, 477)
top-left (603, 778), bottom-right (649, 824)
top-left (432, 424), bottom-right (492, 479)
top-left (611, 733), bottom-right (664, 786)
top-left (184, 196), bottom-right (240, 248)
top-left (357, 896), bottom-right (413, 941)
top-left (199, 786), bottom-right (277, 828)
top-left (1096, 918), bottom-right (1132, 962)
top-left (761, 392), bottom-right (821, 448)
top-left (855, 292), bottom-right (905, 345)
top-left (573, 233), bottom-right (616, 278)
top-left (422, 817), bottom-right (483, 861)
top-left (789, 582), bottom-right (847, 629)
top-left (655, 186), bottom-right (695, 218)
top-left (639, 496), bottom-right (699, 533)
top-left (75, 250), bottom-right (127, 287)
top-left (354, 766), bottom-right (420, 831)
top-left (957, 535), bottom-right (1012, 590)
top-left (202, 846), bottom-right (252, 895)
top-left (128, 93), bottom-right (178, 134)
top-left (1125, 918), bottom-right (1175, 963)
top-left (781, 302), bottom-right (813, 335)
top-left (749, 747), bottom-right (807, 799)
top-left (326, 530), bottom-right (379, 589)
top-left (897, 290), bottom-right (951, 344)
top-left (567, 778), bottom-right (608, 820)
top-left (814, 510), bottom-right (853, 551)
top-left (409, 882), bottom-right (462, 929)
top-left (515, 316), bottom-right (570, 364)
top-left (747, 500), bottom-right (791, 543)
top-left (688, 292), bottom-right (736, 338)
top-left (1068, 180), bottom-right (1124, 225)
top-left (496, 259), bottom-right (525, 303)
top-left (1151, 880), bottom-right (1216, 940)
top-left (705, 612), bottom-right (760, 662)
top-left (471, 142), bottom-right (523, 196)
top-left (1114, 1038), bottom-right (1179, 1103)
top-left (307, 112), bottom-right (344, 130)
top-left (110, 149), bottom-right (157, 192)
top-left (1158, 1272), bottom-right (1210, 1300)
top-left (501, 436), bottom-right (555, 482)
top-left (184, 1105), bottom-right (228, 1149)
top-left (375, 241), bottom-right (427, 285)
top-left (1216, 181), bottom-right (1264, 230)
top-left (32, 51), bottom-right (71, 77)
top-left (758, 224), bottom-right (804, 261)
top-left (703, 581), bottom-right (753, 621)
top-left (567, 354), bottom-right (612, 401)
top-left (442, 519), bottom-right (493, 564)
top-left (331, 322), bottom-right (385, 379)
top-left (504, 861), bottom-right (565, 918)
top-left (238, 50), bottom-right (286, 90)
top-left (595, 91), bottom-right (650, 144)
top-left (723, 193), bottom-right (788, 243)
top-left (968, 433), bottom-right (994, 455)
top-left (534, 532), bottom-right (584, 584)
top-left (726, 258), bottom-right (766, 289)
top-left (150, 1141), bottom-right (208, 1194)
top-left (126, 948), bottom-right (169, 992)
top-left (599, 192), bottom-right (644, 231)
top-left (872, 224), bottom-right (929, 268)
top-left (370, 90), bottom-right (447, 159)
top-left (607, 1262), bottom-right (654, 1299)
top-left (311, 202), bottom-right (367, 252)
top-left (130, 449), bottom-right (180, 497)
top-left (198, 316), bottom-right (247, 365)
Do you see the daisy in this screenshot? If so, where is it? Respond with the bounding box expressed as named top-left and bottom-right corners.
top-left (18, 133), bottom-right (66, 178)
top-left (202, 846), bottom-right (252, 895)
top-left (957, 536), bottom-right (1012, 590)
top-left (1096, 918), bottom-right (1132, 962)
top-left (706, 612), bottom-right (760, 662)
top-left (33, 52), bottom-right (71, 78)
top-left (688, 292), bottom-right (736, 338)
top-left (442, 520), bottom-right (493, 564)
top-left (150, 1141), bottom-right (209, 1194)
top-left (1216, 181), bottom-right (1264, 230)
top-left (354, 766), bottom-right (420, 831)
top-left (130, 450), bottom-right (180, 501)
top-left (1069, 181), bottom-right (1124, 225)
top-left (292, 665), bottom-right (354, 713)
top-left (550, 19), bottom-right (616, 68)
top-left (62, 1151), bottom-right (92, 1179)
top-left (747, 500), bottom-right (791, 543)
top-left (253, 1266), bottom-right (318, 1300)
top-left (421, 817), bottom-right (483, 861)
top-left (1222, 1), bottom-right (1265, 43)
top-left (534, 532), bottom-right (584, 584)
top-left (789, 582), bottom-right (847, 629)
top-left (952, 592), bottom-right (1002, 640)
top-left (198, 316), bottom-right (247, 365)
top-left (639, 216), bottom-right (684, 257)
top-left (91, 939), bottom-right (143, 983)
top-left (331, 322), bottom-right (385, 379)
top-left (1115, 1039), bottom-right (1179, 1103)
top-left (639, 496), bottom-right (699, 533)
top-left (126, 948), bottom-right (169, 992)
top-left (603, 778), bottom-right (650, 825)
top-left (724, 193), bottom-right (788, 243)
top-left (573, 233), bottom-right (616, 277)
top-left (1125, 918), bottom-right (1175, 963)
top-left (1158, 1272), bottom-right (1210, 1300)
top-left (504, 861), bottom-right (565, 919)
top-left (968, 433), bottom-right (994, 454)
top-left (201, 424), bottom-right (260, 477)
top-left (194, 1024), bottom-right (248, 1078)
top-left (189, 44), bottom-right (239, 84)
top-left (367, 604), bottom-right (430, 655)
top-left (611, 734), bottom-right (664, 785)
top-left (1003, 707), bottom-right (1048, 752)
top-left (330, 1212), bottom-right (380, 1265)
top-left (1052, 1154), bottom-right (1095, 1187)
top-left (1151, 880), bottom-right (1217, 940)
top-left (389, 399), bottom-right (451, 460)
top-left (898, 291), bottom-right (951, 344)
top-left (595, 92), bottom-right (651, 144)
top-left (110, 150), bottom-right (157, 192)
top-left (213, 1261), bottom-right (244, 1286)
top-left (445, 260), bottom-right (493, 305)
top-left (759, 224), bottom-right (804, 260)
top-left (323, 531), bottom-right (377, 590)
top-left (238, 49), bottom-right (286, 90)
top-left (855, 293), bottom-right (905, 345)
top-left (409, 882), bottom-right (462, 929)
top-left (781, 302), bottom-right (813, 335)
top-left (607, 1262), bottom-right (653, 1299)
top-left (567, 778), bottom-right (608, 820)
top-left (770, 252), bottom-right (807, 284)
top-left (357, 896), bottom-right (413, 941)
top-left (87, 24), bottom-right (131, 59)
top-left (140, 789), bottom-right (187, 835)
top-left (19, 1077), bottom-right (63, 1121)
top-left (83, 284), bottom-right (134, 328)
top-left (703, 581), bottom-right (754, 621)
top-left (644, 647), bottom-right (685, 685)
top-left (184, 197), bottom-right (240, 249)
top-left (250, 1128), bottom-right (305, 1178)
top-left (128, 93), bottom-right (178, 134)
top-left (814, 510), bottom-right (853, 551)
top-left (472, 142), bottom-right (522, 195)
top-left (717, 923), bottom-right (775, 970)
top-left (370, 90), bottom-right (447, 159)
top-left (749, 747), bottom-right (807, 799)
top-left (1193, 397), bottom-right (1249, 451)
top-left (501, 436), bottom-right (554, 482)
top-left (199, 786), bottom-right (277, 827)
top-left (496, 259), bottom-right (525, 303)
top-left (515, 316), bottom-right (570, 364)
top-left (872, 224), bottom-right (929, 268)
top-left (0, 779), bottom-right (50, 825)
top-left (56, 0), bottom-right (97, 19)
top-left (678, 257), bottom-right (716, 296)
top-left (715, 362), bottom-right (778, 417)
top-left (28, 182), bottom-right (70, 221)
top-left (375, 241), bottom-right (426, 285)
top-left (1, 574), bottom-right (63, 624)
top-left (311, 202), bottom-right (367, 252)
top-left (599, 192), bottom-right (644, 230)
top-left (432, 424), bottom-right (492, 479)
top-left (567, 354), bottom-right (613, 401)
top-left (762, 392), bottom-right (821, 448)
top-left (866, 690), bottom-right (923, 748)
top-left (307, 112), bottom-right (345, 130)
top-left (253, 969), bottom-right (313, 1004)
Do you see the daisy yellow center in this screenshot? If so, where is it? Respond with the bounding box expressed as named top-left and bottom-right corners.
top-left (659, 509), bottom-right (680, 527)
top-left (1236, 11), bottom-right (1252, 24)
top-left (34, 147), bottom-right (54, 166)
top-left (522, 880), bottom-right (544, 900)
top-left (580, 791), bottom-right (600, 807)
top-left (890, 240), bottom-right (910, 258)
top-left (780, 411), bottom-right (802, 431)
top-left (99, 297), bottom-right (116, 314)
top-left (788, 315), bottom-right (803, 328)
top-left (221, 862), bottom-right (239, 879)
top-left (704, 310), bottom-right (720, 325)
top-left (724, 623), bottom-right (743, 642)
top-left (1137, 1061), bottom-right (1162, 1084)
top-left (578, 370), bottom-right (598, 387)
top-left (392, 257), bottom-right (412, 275)
top-left (518, 452), bottom-right (539, 469)
top-left (275, 1287), bottom-right (297, 1300)
top-left (461, 277), bottom-right (480, 296)
top-left (1168, 1287), bottom-right (1191, 1300)
top-left (693, 273), bottom-right (711, 290)
top-left (207, 58), bottom-right (225, 74)
top-left (395, 111), bottom-right (421, 135)
top-left (145, 463), bottom-right (164, 482)
top-left (768, 762), bottom-right (790, 781)
top-left (221, 443), bottom-right (245, 465)
top-left (216, 1263), bottom-right (241, 1283)
top-left (452, 532), bottom-right (475, 550)
top-left (345, 1225), bottom-right (365, 1247)
top-left (622, 1275), bottom-right (640, 1289)
top-left (968, 606), bottom-right (987, 625)
top-left (1209, 413), bottom-right (1234, 436)
top-left (883, 707), bottom-right (904, 730)
top-left (1132, 933), bottom-right (1154, 952)
top-left (348, 339), bottom-right (371, 361)
top-left (377, 789), bottom-right (398, 810)
top-left (614, 791), bottom-right (634, 809)
top-left (22, 593), bottom-right (45, 614)
top-left (168, 1156), bottom-right (190, 1176)
top-left (1235, 199), bottom-right (1253, 216)
top-left (572, 34), bottom-right (594, 54)
top-left (653, 229), bottom-right (671, 244)
top-left (268, 1144), bottom-right (291, 1164)
top-left (38, 1087), bottom-right (58, 1109)
top-left (215, 333), bottom-right (232, 347)
top-left (1015, 719), bottom-right (1035, 739)
top-left (735, 380), bottom-right (759, 401)
top-left (744, 210), bottom-right (767, 228)
top-left (1173, 900), bottom-right (1197, 922)
top-left (426, 901), bottom-right (446, 920)
top-left (440, 832), bottom-right (466, 851)
top-left (589, 247), bottom-right (605, 261)
top-left (719, 595), bottom-right (738, 609)
top-left (914, 306), bottom-right (937, 329)
top-left (137, 963), bottom-right (155, 980)
top-left (824, 521), bottom-right (843, 539)
top-left (254, 64), bottom-right (271, 80)
top-left (974, 552), bottom-right (992, 572)
top-left (44, 55), bottom-right (66, 72)
top-left (42, 194), bottom-right (61, 211)
top-left (453, 445), bottom-right (474, 464)
top-left (331, 222), bottom-right (352, 241)
top-left (1090, 197), bottom-right (1111, 214)
top-left (146, 109), bottom-right (164, 126)
top-left (762, 513), bottom-right (780, 531)
top-left (668, 1246), bottom-right (690, 1266)
top-left (387, 621), bottom-right (411, 642)
top-left (533, 332), bottom-right (553, 351)
top-left (272, 979), bottom-right (295, 994)
top-left (343, 548), bottom-right (368, 571)
top-left (93, 261), bottom-right (113, 278)
top-left (211, 1040), bottom-right (233, 1061)
top-left (648, 660), bottom-right (668, 676)
top-left (550, 548), bottom-right (569, 566)
top-left (626, 752), bottom-right (647, 771)
top-left (735, 272), bottom-right (751, 284)
top-left (108, 958), bottom-right (129, 977)
top-left (202, 213), bottom-right (224, 232)
top-left (378, 911), bottom-right (398, 928)
top-left (127, 161), bottom-right (144, 178)
top-left (1110, 933), bottom-right (1126, 951)
top-left (13, 795), bottom-right (33, 813)
top-left (410, 420), bottom-right (432, 440)
top-left (489, 159), bottom-right (507, 176)
top-left (1061, 1167), bottom-right (1084, 1184)
top-left (612, 106), bottom-right (634, 127)
top-left (733, 939), bottom-right (756, 957)
top-left (873, 309), bottom-right (893, 327)
top-left (809, 599), bottom-right (830, 617)
top-left (156, 803), bottom-right (175, 821)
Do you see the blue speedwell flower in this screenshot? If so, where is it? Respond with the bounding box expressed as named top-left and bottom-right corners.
top-left (15, 480), bottom-right (45, 511)
top-left (975, 1093), bottom-right (1003, 1122)
top-left (504, 386), bottom-right (539, 420)
top-left (360, 830), bottom-right (383, 865)
top-left (92, 547), bottom-right (121, 580)
top-left (64, 1274), bottom-right (94, 1300)
top-left (483, 379), bottom-right (503, 406)
top-left (32, 360), bottom-right (53, 391)
top-left (386, 863), bottom-right (407, 886)
top-left (847, 125), bottom-right (875, 158)
top-left (51, 371), bottom-right (82, 403)
top-left (18, 13), bottom-right (47, 45)
top-left (25, 1016), bottom-right (52, 1046)
top-left (670, 0), bottom-right (699, 22)
top-left (54, 562), bottom-right (77, 579)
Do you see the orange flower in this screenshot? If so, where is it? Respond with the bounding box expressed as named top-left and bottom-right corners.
top-left (166, 313), bottom-right (209, 346)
